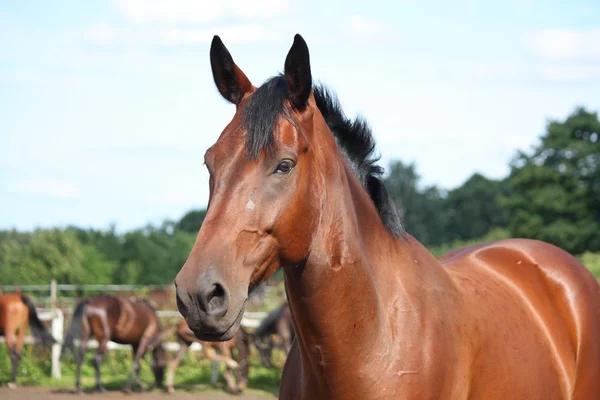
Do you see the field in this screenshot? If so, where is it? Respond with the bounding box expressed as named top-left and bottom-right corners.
top-left (0, 344), bottom-right (283, 398)
top-left (0, 387), bottom-right (273, 400)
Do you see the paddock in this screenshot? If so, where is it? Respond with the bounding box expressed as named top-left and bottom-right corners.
top-left (0, 386), bottom-right (275, 400)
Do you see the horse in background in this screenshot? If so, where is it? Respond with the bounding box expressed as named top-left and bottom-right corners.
top-left (252, 302), bottom-right (294, 369)
top-left (61, 294), bottom-right (167, 393)
top-left (164, 318), bottom-right (250, 394)
top-left (0, 292), bottom-right (55, 387)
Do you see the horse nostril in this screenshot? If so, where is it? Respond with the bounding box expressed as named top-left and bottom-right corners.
top-left (207, 283), bottom-right (226, 309)
top-left (197, 281), bottom-right (229, 318)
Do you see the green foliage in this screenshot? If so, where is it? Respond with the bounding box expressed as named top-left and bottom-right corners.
top-left (176, 210), bottom-right (207, 233)
top-left (383, 160), bottom-right (450, 246)
top-left (383, 162), bottom-right (508, 246)
top-left (1, 346), bottom-right (279, 397)
top-left (502, 107), bottom-right (600, 254)
top-left (445, 174), bottom-right (509, 241)
top-left (0, 345), bottom-right (52, 384)
top-left (0, 229), bottom-right (115, 285)
top-left (118, 226), bottom-right (196, 285)
top-left (428, 228), bottom-right (511, 258)
top-left (0, 222), bottom-right (195, 287)
top-left (579, 252), bottom-right (600, 281)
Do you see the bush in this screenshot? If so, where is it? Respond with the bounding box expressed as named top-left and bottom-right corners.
top-left (579, 252), bottom-right (600, 281)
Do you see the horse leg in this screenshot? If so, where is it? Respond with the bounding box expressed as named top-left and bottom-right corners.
top-left (203, 346), bottom-right (239, 370)
top-left (221, 347), bottom-right (241, 394)
top-left (92, 339), bottom-right (108, 392)
top-left (75, 330), bottom-right (90, 394)
top-left (5, 330), bottom-right (20, 388)
top-left (166, 341), bottom-right (189, 394)
top-left (204, 346), bottom-right (239, 394)
top-left (222, 367), bottom-right (238, 395)
top-left (124, 339), bottom-right (147, 393)
top-left (233, 341), bottom-right (249, 393)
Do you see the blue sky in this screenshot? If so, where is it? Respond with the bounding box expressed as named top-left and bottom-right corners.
top-left (1, 0), bottom-right (600, 232)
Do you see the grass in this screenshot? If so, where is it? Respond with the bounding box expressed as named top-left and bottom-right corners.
top-left (0, 344), bottom-right (283, 396)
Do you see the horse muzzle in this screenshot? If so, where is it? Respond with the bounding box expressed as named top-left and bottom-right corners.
top-left (175, 268), bottom-right (245, 341)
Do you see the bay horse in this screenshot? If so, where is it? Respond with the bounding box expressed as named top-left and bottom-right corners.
top-left (61, 294), bottom-right (166, 393)
top-left (164, 318), bottom-right (249, 394)
top-left (252, 302), bottom-right (294, 369)
top-left (0, 293), bottom-right (55, 386)
top-left (174, 34), bottom-right (600, 399)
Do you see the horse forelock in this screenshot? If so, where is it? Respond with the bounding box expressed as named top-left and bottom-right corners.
top-left (241, 75), bottom-right (405, 238)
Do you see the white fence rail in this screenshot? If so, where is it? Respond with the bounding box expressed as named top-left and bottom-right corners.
top-left (0, 307), bottom-right (267, 380)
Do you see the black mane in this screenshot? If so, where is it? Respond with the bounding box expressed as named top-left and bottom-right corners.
top-left (243, 75), bottom-right (405, 237)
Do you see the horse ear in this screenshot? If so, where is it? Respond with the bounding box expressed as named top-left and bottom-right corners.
top-left (210, 35), bottom-right (253, 105)
top-left (284, 34), bottom-right (312, 111)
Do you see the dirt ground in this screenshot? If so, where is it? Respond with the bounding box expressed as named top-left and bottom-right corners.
top-left (0, 387), bottom-right (276, 400)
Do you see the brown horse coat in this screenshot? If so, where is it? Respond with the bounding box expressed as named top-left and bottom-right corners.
top-left (0, 293), bottom-right (55, 385)
top-left (174, 34), bottom-right (600, 399)
top-left (62, 294), bottom-right (166, 393)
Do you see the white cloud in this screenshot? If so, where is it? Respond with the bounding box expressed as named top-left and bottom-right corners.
top-left (528, 29), bottom-right (600, 62)
top-left (342, 16), bottom-right (397, 42)
top-left (112, 0), bottom-right (292, 24)
top-left (85, 22), bottom-right (119, 45)
top-left (535, 64), bottom-right (600, 83)
top-left (13, 180), bottom-right (80, 198)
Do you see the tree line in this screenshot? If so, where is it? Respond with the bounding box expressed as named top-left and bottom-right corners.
top-left (1, 107), bottom-right (598, 286)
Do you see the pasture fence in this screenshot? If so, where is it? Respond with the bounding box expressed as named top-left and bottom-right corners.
top-left (0, 281), bottom-right (269, 380)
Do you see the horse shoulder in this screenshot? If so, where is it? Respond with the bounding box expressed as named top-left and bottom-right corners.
top-left (441, 238), bottom-right (600, 397)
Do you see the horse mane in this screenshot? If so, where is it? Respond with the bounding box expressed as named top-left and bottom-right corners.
top-left (243, 75), bottom-right (405, 237)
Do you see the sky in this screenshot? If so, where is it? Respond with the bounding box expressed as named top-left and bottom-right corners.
top-left (1, 0), bottom-right (600, 232)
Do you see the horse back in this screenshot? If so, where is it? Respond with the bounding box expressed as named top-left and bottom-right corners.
top-left (441, 238), bottom-right (600, 398)
top-left (0, 293), bottom-right (28, 334)
top-left (86, 295), bottom-right (159, 344)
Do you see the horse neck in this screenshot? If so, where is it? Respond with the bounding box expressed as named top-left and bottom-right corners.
top-left (283, 153), bottom-right (456, 392)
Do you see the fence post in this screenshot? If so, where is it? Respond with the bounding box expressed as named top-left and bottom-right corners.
top-left (51, 309), bottom-right (63, 379)
top-left (50, 280), bottom-right (57, 308)
top-left (50, 279), bottom-right (61, 380)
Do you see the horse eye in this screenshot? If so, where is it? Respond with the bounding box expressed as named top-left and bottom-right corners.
top-left (275, 159), bottom-right (295, 174)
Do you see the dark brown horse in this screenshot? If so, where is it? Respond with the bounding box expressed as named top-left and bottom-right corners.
top-left (0, 293), bottom-right (55, 386)
top-left (174, 34), bottom-right (600, 399)
top-left (61, 294), bottom-right (166, 393)
top-left (165, 319), bottom-right (249, 394)
top-left (252, 302), bottom-right (294, 369)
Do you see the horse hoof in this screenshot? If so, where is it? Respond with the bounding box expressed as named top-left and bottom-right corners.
top-left (97, 386), bottom-right (107, 393)
top-left (123, 388), bottom-right (132, 394)
top-left (167, 387), bottom-right (175, 394)
top-left (7, 382), bottom-right (17, 390)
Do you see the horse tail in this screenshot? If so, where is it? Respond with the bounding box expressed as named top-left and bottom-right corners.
top-left (20, 294), bottom-right (56, 345)
top-left (61, 299), bottom-right (88, 358)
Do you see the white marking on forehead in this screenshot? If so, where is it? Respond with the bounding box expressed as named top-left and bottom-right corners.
top-left (246, 192), bottom-right (255, 212)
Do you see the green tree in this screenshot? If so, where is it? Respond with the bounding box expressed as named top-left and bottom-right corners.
top-left (176, 210), bottom-right (207, 233)
top-left (502, 107), bottom-right (600, 254)
top-left (0, 229), bottom-right (115, 285)
top-left (445, 173), bottom-right (509, 241)
top-left (383, 160), bottom-right (450, 245)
